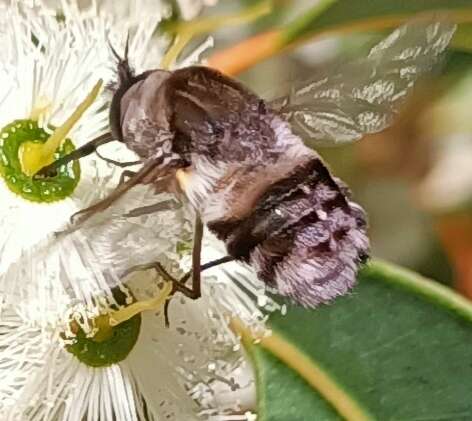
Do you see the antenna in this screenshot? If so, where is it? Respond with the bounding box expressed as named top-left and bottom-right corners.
top-left (124, 31), bottom-right (130, 62)
top-left (108, 36), bottom-right (122, 63)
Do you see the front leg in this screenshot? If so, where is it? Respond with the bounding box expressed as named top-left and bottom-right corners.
top-left (65, 158), bottom-right (163, 230)
top-left (118, 170), bottom-right (138, 186)
top-left (123, 199), bottom-right (181, 217)
top-left (96, 148), bottom-right (142, 168)
top-left (67, 169), bottom-right (137, 225)
top-left (34, 132), bottom-right (114, 178)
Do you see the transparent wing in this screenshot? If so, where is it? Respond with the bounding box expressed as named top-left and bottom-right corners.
top-left (272, 20), bottom-right (456, 146)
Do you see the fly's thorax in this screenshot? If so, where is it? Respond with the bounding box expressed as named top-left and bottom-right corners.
top-left (118, 70), bottom-right (173, 160)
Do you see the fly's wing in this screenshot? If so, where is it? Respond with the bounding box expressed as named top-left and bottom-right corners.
top-left (272, 20), bottom-right (456, 146)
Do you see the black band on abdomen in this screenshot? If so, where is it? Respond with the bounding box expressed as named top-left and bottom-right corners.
top-left (207, 156), bottom-right (348, 260)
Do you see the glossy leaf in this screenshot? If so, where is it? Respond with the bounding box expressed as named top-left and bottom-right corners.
top-left (239, 260), bottom-right (472, 420)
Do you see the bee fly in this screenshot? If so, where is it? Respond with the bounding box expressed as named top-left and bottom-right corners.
top-left (38, 20), bottom-right (455, 309)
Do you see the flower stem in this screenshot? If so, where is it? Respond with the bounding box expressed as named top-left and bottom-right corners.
top-left (109, 282), bottom-right (173, 326)
top-left (91, 315), bottom-right (114, 342)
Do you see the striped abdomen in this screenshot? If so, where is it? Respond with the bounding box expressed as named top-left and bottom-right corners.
top-left (208, 155), bottom-right (369, 307)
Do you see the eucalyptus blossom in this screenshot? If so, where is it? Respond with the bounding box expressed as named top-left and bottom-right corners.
top-left (0, 1), bottom-right (274, 419)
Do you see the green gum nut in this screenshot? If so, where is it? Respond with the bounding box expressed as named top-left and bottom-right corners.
top-left (65, 289), bottom-right (142, 368)
top-left (0, 119), bottom-right (80, 202)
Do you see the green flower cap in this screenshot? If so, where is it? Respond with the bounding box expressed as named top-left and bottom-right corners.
top-left (0, 119), bottom-right (80, 202)
top-left (65, 288), bottom-right (142, 368)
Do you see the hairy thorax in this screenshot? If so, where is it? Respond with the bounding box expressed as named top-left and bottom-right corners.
top-left (183, 115), bottom-right (315, 224)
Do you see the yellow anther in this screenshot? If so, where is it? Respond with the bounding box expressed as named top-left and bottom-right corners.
top-left (109, 282), bottom-right (173, 327)
top-left (19, 80), bottom-right (103, 176)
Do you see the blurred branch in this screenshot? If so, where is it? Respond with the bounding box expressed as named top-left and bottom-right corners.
top-left (207, 2), bottom-right (472, 75)
top-left (207, 30), bottom-right (283, 75)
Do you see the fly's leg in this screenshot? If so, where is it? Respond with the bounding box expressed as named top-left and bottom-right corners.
top-left (121, 260), bottom-right (180, 327)
top-left (123, 217), bottom-right (204, 299)
top-left (65, 158), bottom-right (160, 229)
top-left (67, 169), bottom-right (137, 225)
top-left (186, 216), bottom-right (203, 298)
top-left (121, 258), bottom-right (195, 327)
top-left (163, 216), bottom-right (204, 327)
top-left (123, 199), bottom-right (181, 218)
top-left (125, 252), bottom-right (234, 327)
top-left (120, 172), bottom-right (182, 219)
top-left (34, 132), bottom-right (114, 178)
top-left (123, 216), bottom-right (234, 325)
top-left (178, 255), bottom-right (235, 284)
top-left (163, 300), bottom-right (172, 328)
top-left (96, 148), bottom-right (142, 168)
top-left (118, 170), bottom-right (138, 186)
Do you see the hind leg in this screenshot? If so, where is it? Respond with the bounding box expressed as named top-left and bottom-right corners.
top-left (124, 217), bottom-right (204, 299)
top-left (124, 216), bottom-right (234, 325)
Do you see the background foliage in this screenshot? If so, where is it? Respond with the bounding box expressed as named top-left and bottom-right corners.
top-left (198, 1), bottom-right (472, 418)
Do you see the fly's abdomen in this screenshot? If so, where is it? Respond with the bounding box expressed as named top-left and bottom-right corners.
top-left (208, 156), bottom-right (369, 307)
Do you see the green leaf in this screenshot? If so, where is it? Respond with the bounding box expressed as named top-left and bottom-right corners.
top-left (451, 24), bottom-right (472, 52)
top-left (280, 0), bottom-right (472, 46)
top-left (239, 260), bottom-right (472, 421)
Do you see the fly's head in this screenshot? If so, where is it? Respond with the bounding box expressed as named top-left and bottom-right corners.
top-left (108, 40), bottom-right (172, 157)
top-left (108, 38), bottom-right (137, 143)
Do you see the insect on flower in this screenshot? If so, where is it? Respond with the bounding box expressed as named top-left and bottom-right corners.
top-left (36, 19), bottom-right (456, 313)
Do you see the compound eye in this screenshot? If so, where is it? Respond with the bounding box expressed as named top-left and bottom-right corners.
top-left (109, 91), bottom-right (124, 142)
